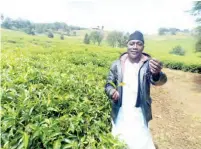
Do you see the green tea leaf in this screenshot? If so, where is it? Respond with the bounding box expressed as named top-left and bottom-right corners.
top-left (53, 139), bottom-right (61, 149)
top-left (23, 132), bottom-right (29, 149)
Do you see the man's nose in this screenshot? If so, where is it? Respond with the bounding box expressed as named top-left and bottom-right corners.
top-left (133, 43), bottom-right (137, 48)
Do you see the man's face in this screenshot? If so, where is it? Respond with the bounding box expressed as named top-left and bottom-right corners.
top-left (127, 40), bottom-right (144, 60)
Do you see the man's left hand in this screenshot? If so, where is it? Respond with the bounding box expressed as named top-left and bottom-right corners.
top-left (149, 58), bottom-right (162, 75)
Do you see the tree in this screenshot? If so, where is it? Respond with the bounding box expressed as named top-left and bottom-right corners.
top-left (25, 27), bottom-right (35, 35)
top-left (170, 28), bottom-right (180, 35)
top-left (117, 32), bottom-right (129, 47)
top-left (60, 34), bottom-right (64, 40)
top-left (158, 28), bottom-right (167, 35)
top-left (107, 31), bottom-right (118, 47)
top-left (196, 38), bottom-right (201, 52)
top-left (169, 45), bottom-right (186, 56)
top-left (1, 14), bottom-right (4, 21)
top-left (183, 29), bottom-right (190, 33)
top-left (83, 33), bottom-right (90, 44)
top-left (90, 31), bottom-right (97, 44)
top-left (169, 28), bottom-right (178, 35)
top-left (48, 31), bottom-right (54, 38)
top-left (194, 26), bottom-right (201, 37)
top-left (97, 31), bottom-right (104, 46)
top-left (2, 17), bottom-right (13, 29)
top-left (1, 16), bottom-right (87, 37)
top-left (107, 31), bottom-right (129, 48)
top-left (191, 1), bottom-right (201, 23)
top-left (191, 1), bottom-right (201, 52)
top-left (90, 31), bottom-right (104, 45)
top-left (66, 29), bottom-right (71, 36)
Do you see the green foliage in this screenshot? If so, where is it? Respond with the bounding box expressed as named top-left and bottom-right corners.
top-left (191, 1), bottom-right (201, 53)
top-left (107, 31), bottom-right (117, 47)
top-left (163, 60), bottom-right (201, 73)
top-left (107, 31), bottom-right (129, 48)
top-left (195, 38), bottom-right (201, 52)
top-left (1, 29), bottom-right (127, 148)
top-left (1, 14), bottom-right (4, 21)
top-left (1, 17), bottom-right (86, 35)
top-left (158, 28), bottom-right (180, 35)
top-left (48, 31), bottom-right (54, 38)
top-left (83, 33), bottom-right (90, 44)
top-left (1, 30), bottom-right (201, 148)
top-left (191, 1), bottom-right (201, 23)
top-left (66, 29), bottom-right (71, 36)
top-left (60, 34), bottom-right (64, 40)
top-left (194, 26), bottom-right (201, 37)
top-left (170, 29), bottom-right (176, 35)
top-left (73, 31), bottom-right (76, 36)
top-left (169, 45), bottom-right (186, 56)
top-left (24, 27), bottom-right (35, 35)
top-left (158, 28), bottom-right (168, 35)
top-left (90, 31), bottom-right (104, 46)
top-left (2, 17), bottom-right (13, 29)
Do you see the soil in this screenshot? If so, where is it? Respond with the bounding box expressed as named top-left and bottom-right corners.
top-left (150, 68), bottom-right (201, 149)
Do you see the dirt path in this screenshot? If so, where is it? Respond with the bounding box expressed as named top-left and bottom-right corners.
top-left (149, 68), bottom-right (201, 149)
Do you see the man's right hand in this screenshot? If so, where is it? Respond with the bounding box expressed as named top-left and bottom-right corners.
top-left (112, 90), bottom-right (119, 101)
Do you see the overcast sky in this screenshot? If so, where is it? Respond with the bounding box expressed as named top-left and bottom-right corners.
top-left (0, 0), bottom-right (197, 34)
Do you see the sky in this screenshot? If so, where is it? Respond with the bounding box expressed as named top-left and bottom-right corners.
top-left (0, 0), bottom-right (197, 34)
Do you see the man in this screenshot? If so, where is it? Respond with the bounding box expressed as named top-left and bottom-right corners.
top-left (105, 31), bottom-right (167, 149)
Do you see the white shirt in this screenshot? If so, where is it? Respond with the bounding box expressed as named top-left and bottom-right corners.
top-left (122, 58), bottom-right (140, 108)
top-left (112, 58), bottom-right (155, 149)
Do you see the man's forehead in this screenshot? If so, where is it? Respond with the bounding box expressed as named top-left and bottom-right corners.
top-left (128, 40), bottom-right (143, 43)
top-left (129, 40), bottom-right (143, 42)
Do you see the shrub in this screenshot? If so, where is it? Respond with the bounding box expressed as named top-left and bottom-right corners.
top-left (48, 31), bottom-right (54, 38)
top-left (169, 46), bottom-right (185, 56)
top-left (60, 34), bottom-right (64, 40)
top-left (83, 33), bottom-right (90, 44)
top-left (195, 38), bottom-right (201, 52)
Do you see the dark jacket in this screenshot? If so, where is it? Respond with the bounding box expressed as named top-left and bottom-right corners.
top-left (105, 52), bottom-right (167, 126)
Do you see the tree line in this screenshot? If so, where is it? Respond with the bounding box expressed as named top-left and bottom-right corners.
top-left (158, 28), bottom-right (190, 35)
top-left (1, 16), bottom-right (86, 36)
